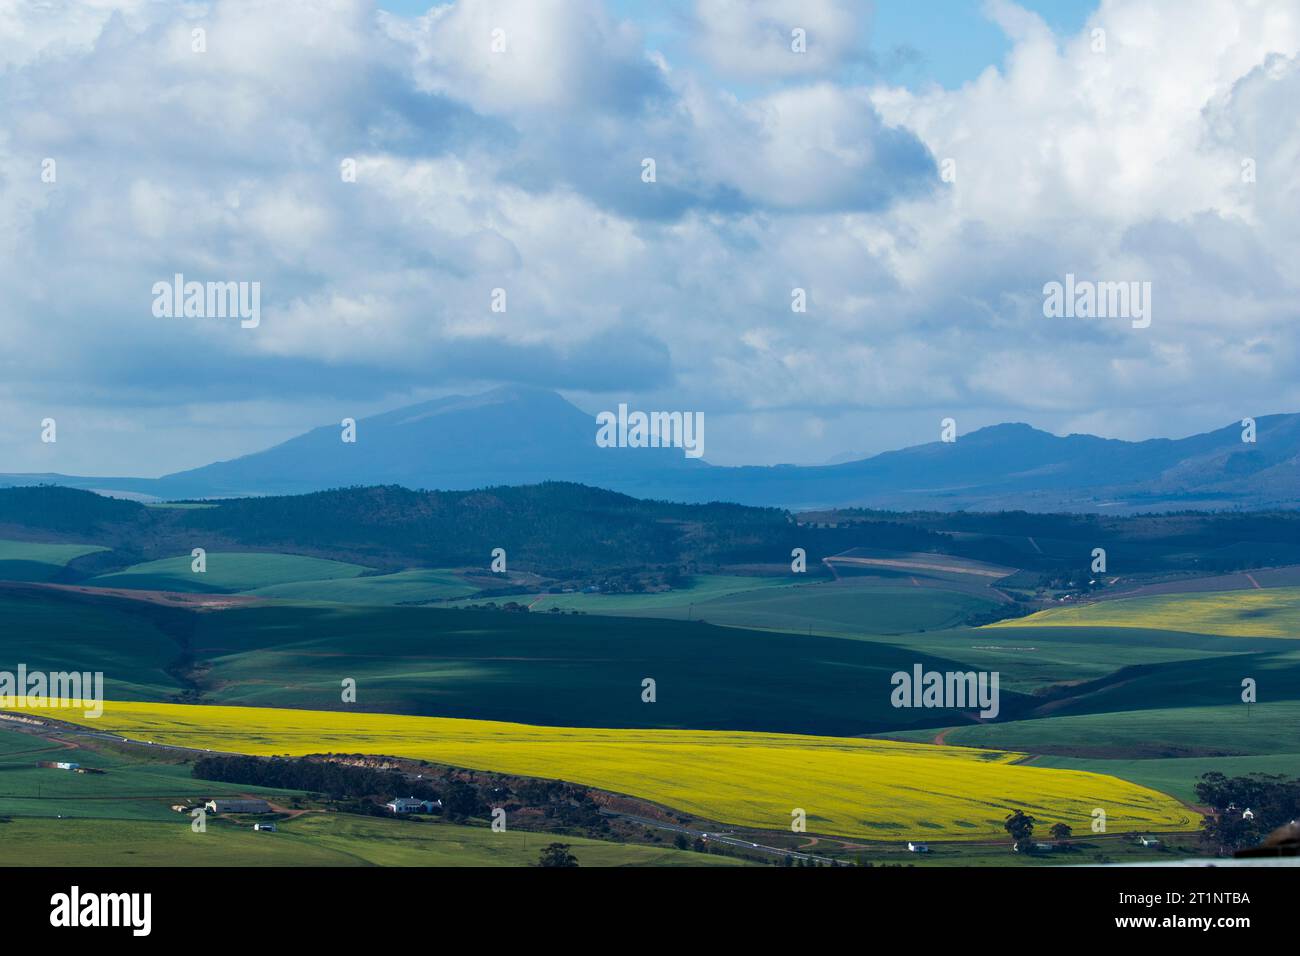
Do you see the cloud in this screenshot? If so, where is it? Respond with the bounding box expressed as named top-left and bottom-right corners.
top-left (691, 0), bottom-right (868, 80)
top-left (1, 0), bottom-right (1299, 473)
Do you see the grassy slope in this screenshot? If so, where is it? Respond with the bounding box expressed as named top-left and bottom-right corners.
top-left (611, 583), bottom-right (999, 638)
top-left (29, 701), bottom-right (1194, 841)
top-left (250, 568), bottom-right (477, 604)
top-left (0, 814), bottom-right (742, 867)
top-left (91, 552), bottom-right (371, 594)
top-left (6, 586), bottom-right (1285, 734)
top-left (479, 577), bottom-right (1002, 640)
top-left (874, 625), bottom-right (1245, 694)
top-left (0, 595), bottom-right (182, 700)
top-left (0, 727), bottom-right (303, 821)
top-left (190, 603), bottom-right (1022, 734)
top-left (0, 538), bottom-right (107, 582)
top-left (990, 587), bottom-right (1300, 638)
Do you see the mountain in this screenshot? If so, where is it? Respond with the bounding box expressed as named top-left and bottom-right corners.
top-left (162, 385), bottom-right (705, 498)
top-left (3, 386), bottom-right (1298, 511)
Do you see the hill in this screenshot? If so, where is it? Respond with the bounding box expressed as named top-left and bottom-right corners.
top-left (2, 484), bottom-right (1299, 581)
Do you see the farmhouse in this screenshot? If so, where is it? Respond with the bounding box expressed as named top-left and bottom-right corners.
top-left (386, 796), bottom-right (440, 814)
top-left (906, 842), bottom-right (930, 853)
top-left (1138, 836), bottom-right (1161, 847)
top-left (253, 822), bottom-right (277, 832)
top-left (204, 798), bottom-right (272, 814)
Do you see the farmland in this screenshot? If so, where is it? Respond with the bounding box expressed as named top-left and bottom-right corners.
top-left (0, 725), bottom-right (302, 821)
top-left (519, 578), bottom-right (1002, 639)
top-left (250, 568), bottom-right (477, 604)
top-left (0, 722), bottom-right (748, 866)
top-left (989, 588), bottom-right (1300, 638)
top-left (92, 552), bottom-right (371, 594)
top-left (0, 814), bottom-right (739, 867)
top-left (1, 485), bottom-right (1297, 863)
top-left (0, 593), bottom-right (181, 701)
top-left (27, 701), bottom-right (1194, 841)
top-left (0, 539), bottom-right (107, 582)
top-left (146, 600), bottom-right (1034, 733)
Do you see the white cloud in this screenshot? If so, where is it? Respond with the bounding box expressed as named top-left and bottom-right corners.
top-left (1, 0), bottom-right (1299, 473)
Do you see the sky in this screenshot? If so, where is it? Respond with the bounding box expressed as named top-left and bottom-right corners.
top-left (2, 0), bottom-right (1298, 474)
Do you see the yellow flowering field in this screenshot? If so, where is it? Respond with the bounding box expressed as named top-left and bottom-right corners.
top-left (31, 701), bottom-right (1193, 840)
top-left (988, 587), bottom-right (1300, 638)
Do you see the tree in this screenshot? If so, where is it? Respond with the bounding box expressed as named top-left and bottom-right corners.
top-left (1196, 772), bottom-right (1300, 855)
top-left (537, 843), bottom-right (579, 868)
top-left (1004, 809), bottom-right (1036, 851)
top-left (1050, 822), bottom-right (1072, 845)
top-left (441, 779), bottom-right (485, 819)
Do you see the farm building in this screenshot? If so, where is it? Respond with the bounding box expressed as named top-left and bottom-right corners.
top-left (252, 823), bottom-right (277, 832)
top-left (36, 761), bottom-right (80, 771)
top-left (204, 798), bottom-right (272, 814)
top-left (1138, 836), bottom-right (1161, 847)
top-left (386, 796), bottom-right (440, 814)
top-left (906, 842), bottom-right (930, 853)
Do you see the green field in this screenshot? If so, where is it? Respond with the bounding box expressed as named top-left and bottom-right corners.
top-left (187, 601), bottom-right (1027, 733)
top-left (0, 594), bottom-right (182, 701)
top-left (0, 538), bottom-right (107, 582)
top-left (8, 583), bottom-right (1297, 738)
top-left (0, 813), bottom-right (741, 867)
top-left (91, 552), bottom-right (372, 594)
top-left (251, 568), bottom-right (478, 604)
top-left (507, 577), bottom-right (1002, 639)
top-left (0, 726), bottom-right (302, 821)
top-left (0, 586), bottom-right (1028, 734)
top-left (990, 587), bottom-right (1300, 638)
top-left (874, 625), bottom-right (1249, 694)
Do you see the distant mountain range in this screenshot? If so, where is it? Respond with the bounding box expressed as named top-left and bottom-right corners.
top-left (4, 386), bottom-right (1298, 512)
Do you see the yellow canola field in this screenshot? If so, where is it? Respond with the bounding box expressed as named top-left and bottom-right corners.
top-left (989, 587), bottom-right (1300, 638)
top-left (32, 701), bottom-right (1193, 840)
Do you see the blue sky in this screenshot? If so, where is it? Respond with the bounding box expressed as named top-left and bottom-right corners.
top-left (2, 0), bottom-right (1298, 475)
